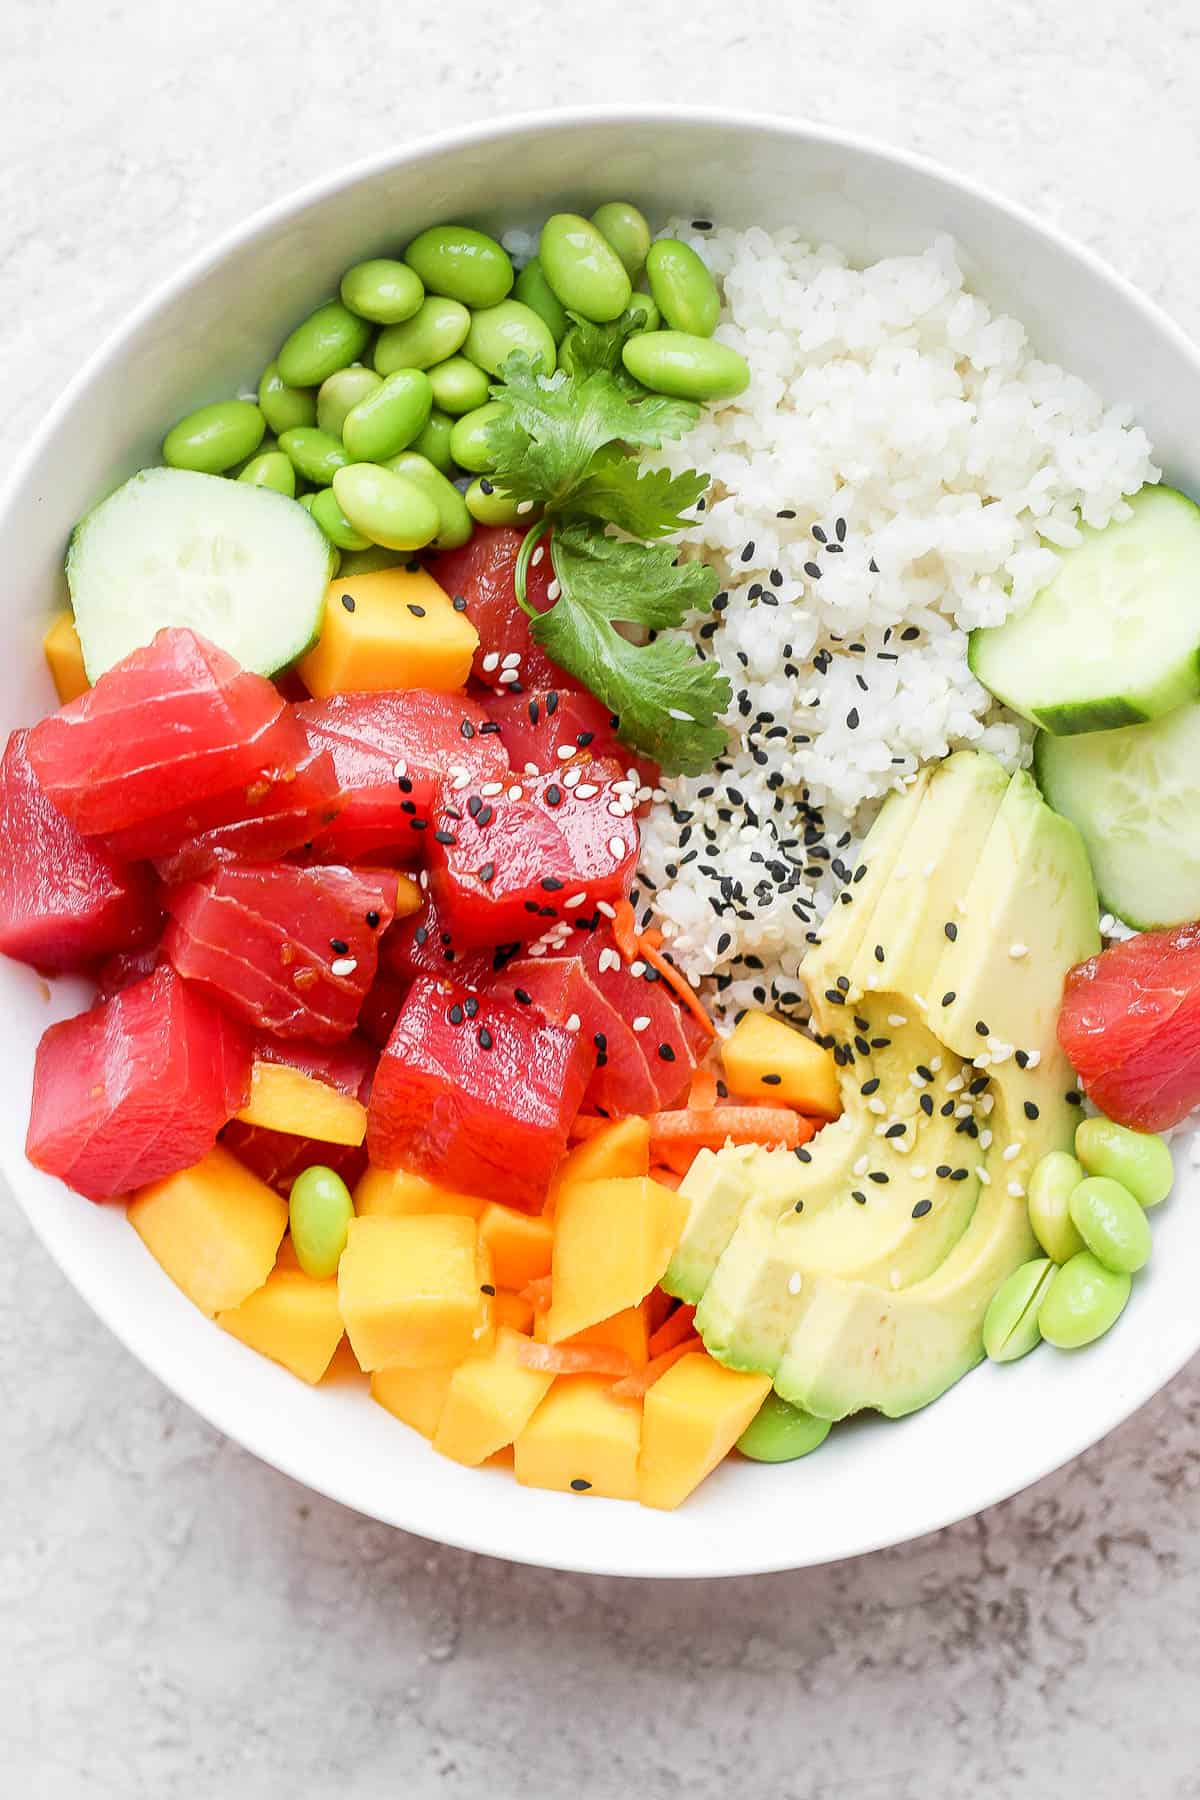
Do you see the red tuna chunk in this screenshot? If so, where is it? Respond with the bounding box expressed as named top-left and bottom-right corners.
top-left (165, 862), bottom-right (394, 1042)
top-left (368, 975), bottom-right (594, 1208)
top-left (26, 964), bottom-right (252, 1201)
top-left (222, 1032), bottom-right (374, 1194)
top-left (1058, 924), bottom-right (1200, 1130)
top-left (485, 686), bottom-right (659, 796)
top-left (426, 525), bottom-right (574, 695)
top-left (28, 627), bottom-right (294, 836)
top-left (0, 729), bottom-right (160, 972)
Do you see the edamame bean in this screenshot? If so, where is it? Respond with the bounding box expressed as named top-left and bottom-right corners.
top-left (1075, 1116), bottom-right (1174, 1208)
top-left (1038, 1251), bottom-right (1131, 1349)
top-left (162, 399), bottom-right (265, 474)
top-left (309, 486), bottom-right (372, 551)
top-left (427, 354), bottom-right (492, 416)
top-left (278, 427), bottom-right (349, 486)
top-left (513, 257), bottom-right (569, 344)
top-left (590, 201), bottom-right (652, 279)
top-left (316, 365), bottom-right (382, 438)
top-left (341, 368), bottom-right (433, 463)
top-left (289, 1164), bottom-right (354, 1280)
top-left (296, 492), bottom-right (316, 514)
top-left (449, 402), bottom-right (504, 473)
top-left (1068, 1176), bottom-right (1152, 1274)
top-left (1027, 1150), bottom-right (1086, 1263)
top-left (983, 1257), bottom-right (1056, 1362)
top-left (646, 238), bottom-right (721, 336)
top-left (339, 544), bottom-right (406, 576)
top-left (374, 298), bottom-right (471, 374)
top-left (735, 1391), bottom-right (831, 1462)
top-left (622, 330), bottom-right (750, 401)
top-left (465, 476), bottom-right (537, 528)
top-left (258, 361), bottom-right (317, 435)
top-left (411, 408), bottom-right (456, 475)
top-left (237, 449), bottom-right (295, 497)
top-left (539, 212), bottom-right (632, 322)
top-left (404, 224), bottom-right (514, 308)
top-left (627, 290), bottom-right (661, 333)
top-left (385, 451), bottom-right (474, 550)
top-left (340, 258), bottom-right (425, 324)
top-left (277, 300), bottom-right (373, 388)
top-left (463, 299), bottom-right (556, 377)
top-left (332, 463), bottom-right (440, 551)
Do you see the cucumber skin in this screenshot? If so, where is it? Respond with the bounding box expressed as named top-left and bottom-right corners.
top-left (968, 629), bottom-right (1185, 736)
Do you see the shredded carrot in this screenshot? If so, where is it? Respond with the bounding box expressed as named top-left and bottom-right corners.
top-left (640, 927), bottom-right (663, 950)
top-left (651, 1106), bottom-right (816, 1152)
top-left (647, 1303), bottom-right (697, 1359)
top-left (653, 1141), bottom-right (701, 1178)
top-left (611, 1337), bottom-right (702, 1399)
top-left (517, 1340), bottom-right (635, 1378)
top-left (520, 1275), bottom-right (553, 1312)
top-left (612, 899), bottom-right (640, 962)
top-left (688, 1065), bottom-right (719, 1110)
top-left (637, 938), bottom-right (718, 1040)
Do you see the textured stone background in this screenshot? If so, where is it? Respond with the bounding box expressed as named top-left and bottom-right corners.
top-left (4, 3), bottom-right (1200, 1794)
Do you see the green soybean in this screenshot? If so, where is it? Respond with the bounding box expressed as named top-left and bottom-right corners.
top-left (296, 492), bottom-right (316, 514)
top-left (332, 463), bottom-right (440, 551)
top-left (1075, 1116), bottom-right (1174, 1209)
top-left (404, 224), bottom-right (514, 308)
top-left (340, 258), bottom-right (425, 324)
top-left (278, 427), bottom-right (349, 486)
top-left (539, 212), bottom-right (632, 322)
top-left (646, 238), bottom-right (721, 336)
top-left (385, 451), bottom-right (474, 551)
top-left (1038, 1251), bottom-right (1131, 1349)
top-left (258, 361), bottom-right (317, 435)
top-left (316, 366), bottom-right (382, 439)
top-left (237, 449), bottom-right (295, 497)
top-left (1069, 1176), bottom-right (1152, 1275)
top-left (427, 354), bottom-right (492, 416)
top-left (1027, 1150), bottom-right (1086, 1263)
top-left (162, 399), bottom-right (264, 474)
top-left (375, 297), bottom-right (471, 374)
top-left (341, 368), bottom-right (433, 463)
top-left (449, 402), bottom-right (504, 474)
top-left (277, 300), bottom-right (373, 388)
top-left (590, 201), bottom-right (652, 279)
top-left (411, 408), bottom-right (456, 475)
top-left (627, 290), bottom-right (661, 333)
top-left (289, 1165), bottom-right (355, 1280)
top-left (338, 544), bottom-right (407, 577)
top-left (735, 1391), bottom-right (831, 1462)
top-left (463, 299), bottom-right (556, 377)
top-left (983, 1257), bottom-right (1056, 1362)
top-left (623, 330), bottom-right (750, 401)
top-left (309, 486), bottom-right (372, 551)
top-left (513, 256), bottom-right (569, 344)
top-left (465, 476), bottom-right (536, 528)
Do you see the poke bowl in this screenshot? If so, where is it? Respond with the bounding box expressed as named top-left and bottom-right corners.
top-left (5, 107), bottom-right (1200, 1578)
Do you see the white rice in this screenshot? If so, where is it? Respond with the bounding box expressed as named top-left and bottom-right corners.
top-left (635, 226), bottom-right (1158, 1022)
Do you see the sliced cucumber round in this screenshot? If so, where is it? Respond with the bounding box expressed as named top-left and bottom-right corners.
top-left (1034, 702), bottom-right (1200, 928)
top-left (970, 485), bottom-right (1200, 735)
top-left (67, 467), bottom-right (334, 681)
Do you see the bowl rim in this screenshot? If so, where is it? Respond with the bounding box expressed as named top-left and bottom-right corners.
top-left (7, 103), bottom-right (1200, 1578)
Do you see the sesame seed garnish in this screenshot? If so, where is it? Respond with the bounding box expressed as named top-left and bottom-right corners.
top-left (480, 1283), bottom-right (496, 1296)
top-left (478, 1026), bottom-right (493, 1050)
top-left (1009, 942), bottom-right (1028, 959)
top-left (365, 911), bottom-right (380, 929)
top-left (329, 937), bottom-right (348, 954)
top-left (330, 957), bottom-right (357, 977)
top-left (912, 1199), bottom-right (932, 1219)
top-left (569, 1478), bottom-right (591, 1492)
top-left (787, 1272), bottom-right (803, 1295)
top-left (944, 921), bottom-right (958, 941)
top-left (407, 603), bottom-right (426, 618)
top-left (340, 593), bottom-right (355, 612)
top-left (1024, 1101), bottom-right (1040, 1120)
top-left (657, 1043), bottom-right (676, 1061)
top-left (632, 1016), bottom-right (650, 1032)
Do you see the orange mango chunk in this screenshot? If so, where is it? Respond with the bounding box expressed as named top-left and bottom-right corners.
top-left (128, 1147), bottom-right (288, 1317)
top-left (514, 1376), bottom-right (641, 1500)
top-left (478, 1203), bottom-right (554, 1291)
top-left (493, 1289), bottom-right (535, 1334)
top-left (218, 1266), bottom-right (343, 1384)
top-left (547, 1176), bottom-right (687, 1344)
top-left (44, 610), bottom-right (89, 702)
top-left (638, 1352), bottom-right (772, 1511)
top-left (235, 1060), bottom-right (366, 1145)
top-left (353, 1165), bottom-right (485, 1220)
top-left (371, 1365), bottom-right (457, 1440)
top-left (337, 1213), bottom-right (493, 1370)
top-left (535, 1301), bottom-right (650, 1367)
top-left (298, 567), bottom-right (477, 697)
top-left (721, 1010), bottom-right (840, 1119)
top-left (547, 1115), bottom-right (650, 1213)
top-left (394, 874), bottom-right (423, 918)
top-left (433, 1326), bottom-right (555, 1467)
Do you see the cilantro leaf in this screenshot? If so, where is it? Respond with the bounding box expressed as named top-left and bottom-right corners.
top-left (556, 310), bottom-right (642, 388)
top-left (548, 522), bottom-right (718, 625)
top-left (565, 455), bottom-right (710, 538)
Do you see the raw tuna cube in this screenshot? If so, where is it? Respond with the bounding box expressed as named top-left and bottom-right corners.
top-left (382, 894), bottom-right (499, 988)
top-left (28, 627), bottom-right (295, 836)
top-left (95, 943), bottom-right (164, 1000)
top-left (583, 929), bottom-right (707, 1108)
top-left (295, 689), bottom-right (509, 861)
top-left (368, 975), bottom-right (595, 1208)
top-left (165, 862), bottom-right (394, 1042)
top-left (485, 686), bottom-right (659, 796)
top-left (357, 965), bottom-right (411, 1050)
top-left (426, 526), bottom-right (575, 695)
top-left (428, 760), bottom-right (639, 948)
top-left (26, 963), bottom-right (252, 1201)
top-left (0, 729), bottom-right (160, 972)
top-left (1059, 924), bottom-right (1200, 1130)
top-left (222, 1031), bottom-right (374, 1194)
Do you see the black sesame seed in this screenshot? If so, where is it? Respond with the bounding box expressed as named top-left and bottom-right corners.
top-left (868, 1171), bottom-right (889, 1185)
top-left (794, 1145), bottom-right (812, 1163)
top-left (804, 562), bottom-right (822, 579)
top-left (1066, 1090), bottom-right (1083, 1106)
top-left (862, 1078), bottom-right (881, 1095)
top-left (936, 1164), bottom-right (951, 1179)
top-left (835, 975), bottom-right (850, 992)
top-left (968, 1075), bottom-right (990, 1096)
top-left (570, 1478), bottom-right (592, 1492)
top-left (740, 541), bottom-right (755, 563)
top-left (761, 1073), bottom-right (783, 1087)
top-left (459, 718), bottom-right (476, 740)
top-left (329, 937), bottom-right (348, 955)
top-left (407, 603), bottom-right (426, 618)
top-left (941, 1100), bottom-right (955, 1117)
top-left (464, 996), bottom-right (479, 1018)
top-left (846, 708), bottom-right (860, 730)
top-left (874, 944), bottom-right (885, 963)
top-left (950, 1168), bottom-right (969, 1181)
top-left (541, 876), bottom-right (564, 891)
top-left (434, 829), bottom-right (456, 846)
top-left (916, 1065), bottom-right (934, 1083)
top-left (944, 921), bottom-right (958, 942)
top-left (448, 1004), bottom-right (464, 1025)
top-left (657, 1043), bottom-right (676, 1062)
top-left (1015, 1049), bottom-right (1030, 1070)
top-left (794, 1199), bottom-right (804, 1213)
top-left (478, 1026), bottom-right (493, 1050)
top-left (941, 991), bottom-right (956, 1006)
top-left (365, 910), bottom-right (380, 929)
top-left (479, 861), bottom-right (495, 883)
top-left (1024, 1101), bottom-right (1040, 1121)
top-left (912, 1199), bottom-right (933, 1219)
top-left (920, 1093), bottom-right (934, 1117)
top-left (884, 1122), bottom-right (906, 1139)
top-left (467, 795), bottom-right (483, 818)
top-left (852, 1191), bottom-right (867, 1205)
top-left (975, 1020), bottom-right (990, 1036)
top-left (513, 988), bottom-right (531, 1005)
top-left (452, 594), bottom-right (468, 611)
top-left (479, 478), bottom-right (495, 495)
top-left (545, 784), bottom-right (562, 806)
top-left (340, 593), bottom-right (356, 612)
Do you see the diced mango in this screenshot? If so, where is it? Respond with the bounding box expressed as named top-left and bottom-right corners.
top-left (371, 1365), bottom-right (456, 1439)
top-left (353, 1165), bottom-right (485, 1219)
top-left (235, 1060), bottom-right (367, 1145)
top-left (433, 1326), bottom-right (555, 1467)
top-left (514, 1376), bottom-right (641, 1500)
top-left (44, 610), bottom-right (89, 702)
top-left (721, 1011), bottom-right (841, 1119)
top-left (217, 1267), bottom-right (344, 1384)
top-left (394, 874), bottom-right (424, 918)
top-left (535, 1301), bottom-right (650, 1367)
top-left (298, 567), bottom-right (477, 697)
top-left (338, 1214), bottom-right (494, 1370)
top-left (547, 1176), bottom-right (687, 1344)
top-left (128, 1147), bottom-right (288, 1317)
top-left (546, 1116), bottom-right (650, 1213)
top-left (478, 1203), bottom-right (554, 1291)
top-left (638, 1353), bottom-right (772, 1511)
top-left (493, 1289), bottom-right (535, 1334)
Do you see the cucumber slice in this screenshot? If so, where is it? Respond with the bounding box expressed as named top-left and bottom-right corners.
top-left (67, 467), bottom-right (334, 681)
top-left (969, 485), bottom-right (1200, 735)
top-left (1034, 703), bottom-right (1200, 928)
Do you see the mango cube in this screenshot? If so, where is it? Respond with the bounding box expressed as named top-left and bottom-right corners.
top-left (43, 610), bottom-right (89, 702)
top-left (218, 1267), bottom-right (344, 1384)
top-left (371, 1365), bottom-right (456, 1440)
top-left (433, 1326), bottom-right (555, 1467)
top-left (546, 1116), bottom-right (650, 1213)
top-left (639, 1352), bottom-right (772, 1511)
top-left (478, 1203), bottom-right (554, 1291)
top-left (547, 1176), bottom-right (687, 1344)
top-left (535, 1301), bottom-right (650, 1367)
top-left (235, 1060), bottom-right (367, 1146)
top-left (514, 1376), bottom-right (641, 1500)
top-left (393, 874), bottom-right (424, 918)
top-left (298, 567), bottom-right (477, 698)
top-left (721, 1011), bottom-right (841, 1119)
top-left (493, 1290), bottom-right (535, 1334)
top-left (338, 1213), bottom-right (493, 1370)
top-left (353, 1165), bottom-right (484, 1220)
top-left (128, 1146), bottom-right (288, 1316)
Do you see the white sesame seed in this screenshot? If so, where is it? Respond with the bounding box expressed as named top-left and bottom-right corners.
top-left (668, 708), bottom-right (694, 723)
top-left (632, 1016), bottom-right (650, 1032)
top-left (556, 744), bottom-right (575, 761)
top-left (574, 783), bottom-right (598, 798)
top-left (523, 761), bottom-right (539, 776)
top-left (1009, 942), bottom-right (1028, 959)
top-left (930, 1056), bottom-right (942, 1072)
top-left (330, 957), bottom-right (357, 977)
top-left (516, 500), bottom-right (534, 516)
top-left (977, 1167), bottom-right (990, 1185)
top-left (607, 801), bottom-right (627, 817)
top-left (393, 758), bottom-right (408, 778)
top-left (561, 765), bottom-right (582, 788)
top-left (564, 1013), bottom-right (581, 1031)
top-left (854, 1155), bottom-right (870, 1176)
top-left (481, 652), bottom-right (500, 673)
top-left (480, 782), bottom-right (504, 797)
top-left (497, 668), bottom-right (520, 685)
top-left (598, 947), bottom-right (621, 974)
top-left (531, 545), bottom-right (545, 566)
top-left (565, 892), bottom-right (588, 909)
top-left (1002, 1142), bottom-right (1022, 1162)
top-left (980, 1094), bottom-right (994, 1114)
top-left (868, 1097), bottom-right (887, 1116)
top-left (955, 1103), bottom-right (972, 1119)
top-left (787, 1272), bottom-right (803, 1296)
top-left (596, 901), bottom-right (616, 919)
top-left (546, 579), bottom-right (561, 601)
top-left (507, 785), bottom-right (523, 800)
top-left (889, 1270), bottom-right (903, 1291)
top-left (911, 1166), bottom-right (927, 1179)
top-left (887, 1014), bottom-right (907, 1027)
top-left (946, 1075), bottom-right (965, 1094)
top-left (1007, 1181), bottom-right (1025, 1198)
top-left (1025, 1049), bottom-right (1041, 1069)
top-left (636, 786), bottom-right (653, 804)
top-left (451, 770), bottom-right (470, 790)
top-left (501, 651), bottom-right (522, 668)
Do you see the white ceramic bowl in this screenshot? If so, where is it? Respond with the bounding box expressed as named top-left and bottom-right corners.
top-left (6, 107), bottom-right (1199, 1578)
